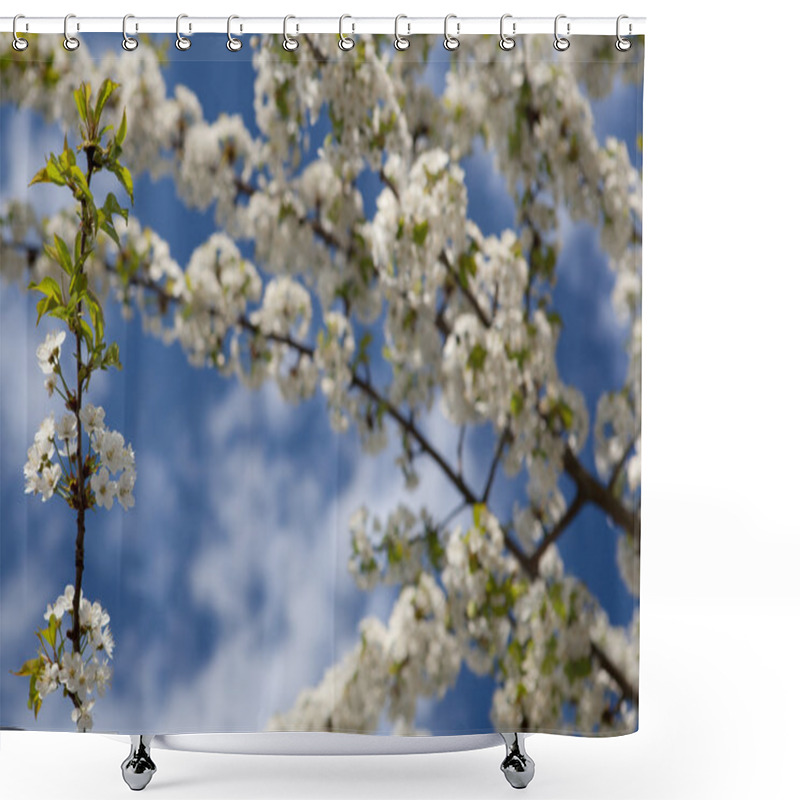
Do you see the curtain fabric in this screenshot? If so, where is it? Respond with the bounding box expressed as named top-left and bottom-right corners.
top-left (0, 31), bottom-right (643, 738)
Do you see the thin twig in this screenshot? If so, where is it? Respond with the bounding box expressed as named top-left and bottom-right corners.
top-left (481, 427), bottom-right (511, 503)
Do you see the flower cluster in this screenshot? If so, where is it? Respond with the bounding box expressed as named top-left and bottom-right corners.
top-left (348, 504), bottom-right (441, 591)
top-left (269, 574), bottom-right (459, 734)
top-left (88, 412), bottom-right (137, 511)
top-left (17, 585), bottom-right (114, 733)
top-left (23, 413), bottom-right (62, 502)
top-left (314, 311), bottom-right (356, 432)
top-left (23, 399), bottom-right (135, 512)
top-left (442, 507), bottom-right (521, 675)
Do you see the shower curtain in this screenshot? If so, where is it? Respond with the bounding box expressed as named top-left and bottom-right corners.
top-left (0, 28), bottom-right (643, 740)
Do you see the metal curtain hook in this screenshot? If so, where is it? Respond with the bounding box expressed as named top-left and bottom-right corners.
top-left (122, 14), bottom-right (139, 51)
top-left (227, 15), bottom-right (242, 52)
top-left (443, 14), bottom-right (459, 51)
top-left (63, 13), bottom-right (80, 51)
top-left (282, 15), bottom-right (299, 51)
top-left (175, 13), bottom-right (191, 51)
top-left (616, 14), bottom-right (632, 51)
top-left (394, 14), bottom-right (410, 51)
top-left (339, 14), bottom-right (355, 51)
top-left (12, 14), bottom-right (29, 51)
top-left (499, 14), bottom-right (515, 50)
top-left (553, 14), bottom-right (570, 51)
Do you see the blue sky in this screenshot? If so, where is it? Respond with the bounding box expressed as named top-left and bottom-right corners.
top-left (0, 35), bottom-right (642, 734)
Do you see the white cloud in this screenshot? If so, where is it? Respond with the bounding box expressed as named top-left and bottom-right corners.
top-left (151, 375), bottom-right (480, 731)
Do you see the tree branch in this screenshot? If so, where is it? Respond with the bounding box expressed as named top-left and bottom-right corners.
top-left (69, 150), bottom-right (95, 653)
top-left (590, 641), bottom-right (638, 706)
top-left (523, 493), bottom-right (586, 579)
top-left (607, 435), bottom-right (638, 493)
top-left (481, 427), bottom-right (511, 503)
top-left (562, 447), bottom-right (640, 548)
top-left (113, 261), bottom-right (483, 508)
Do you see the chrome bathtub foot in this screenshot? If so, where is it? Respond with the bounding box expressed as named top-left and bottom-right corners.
top-left (499, 732), bottom-right (535, 789)
top-left (121, 735), bottom-right (157, 791)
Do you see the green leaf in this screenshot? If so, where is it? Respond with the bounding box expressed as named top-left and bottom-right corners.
top-left (69, 270), bottom-right (88, 301)
top-left (53, 234), bottom-right (73, 275)
top-left (111, 163), bottom-right (134, 204)
top-left (79, 318), bottom-right (94, 350)
top-left (100, 219), bottom-right (121, 249)
top-left (68, 165), bottom-right (91, 198)
top-left (116, 109), bottom-right (128, 148)
top-left (548, 582), bottom-right (567, 622)
top-left (556, 401), bottom-right (573, 430)
top-left (13, 657), bottom-right (43, 678)
top-left (541, 633), bottom-right (559, 675)
top-left (102, 341), bottom-right (121, 371)
top-left (41, 615), bottom-right (59, 648)
top-left (472, 503), bottom-right (486, 528)
top-left (508, 638), bottom-right (525, 668)
top-left (467, 343), bottom-right (487, 372)
top-left (354, 332), bottom-right (372, 367)
top-left (29, 166), bottom-right (51, 186)
top-left (63, 134), bottom-right (76, 167)
top-left (74, 84), bottom-right (90, 123)
top-left (565, 656), bottom-right (593, 683)
top-left (510, 391), bottom-right (524, 417)
top-left (102, 191), bottom-right (129, 223)
top-left (35, 295), bottom-right (61, 325)
top-left (29, 275), bottom-right (63, 303)
top-left (87, 290), bottom-right (105, 346)
top-left (457, 252), bottom-right (477, 289)
top-left (412, 220), bottom-right (429, 247)
top-left (94, 79), bottom-right (119, 122)
top-left (45, 157), bottom-right (67, 186)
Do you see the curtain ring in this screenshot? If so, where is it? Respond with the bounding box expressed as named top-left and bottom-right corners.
top-left (175, 14), bottom-right (191, 51)
top-left (443, 14), bottom-right (459, 51)
top-left (339, 14), bottom-right (355, 51)
top-left (282, 15), bottom-right (299, 51)
top-left (499, 14), bottom-right (515, 51)
top-left (553, 14), bottom-right (570, 51)
top-left (12, 14), bottom-right (29, 51)
top-left (616, 15), bottom-right (632, 52)
top-left (122, 14), bottom-right (139, 51)
top-left (394, 14), bottom-right (410, 51)
top-left (63, 13), bottom-right (80, 51)
top-left (227, 15), bottom-right (242, 52)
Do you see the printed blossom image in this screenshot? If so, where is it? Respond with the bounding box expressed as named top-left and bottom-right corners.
top-left (1, 32), bottom-right (642, 737)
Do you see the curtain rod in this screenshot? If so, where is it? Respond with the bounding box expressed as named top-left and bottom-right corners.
top-left (0, 16), bottom-right (646, 37)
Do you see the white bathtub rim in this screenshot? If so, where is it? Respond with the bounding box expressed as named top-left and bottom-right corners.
top-left (103, 731), bottom-right (516, 755)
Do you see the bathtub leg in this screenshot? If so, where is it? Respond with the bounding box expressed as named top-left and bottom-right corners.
top-left (499, 732), bottom-right (535, 789)
top-left (121, 735), bottom-right (157, 791)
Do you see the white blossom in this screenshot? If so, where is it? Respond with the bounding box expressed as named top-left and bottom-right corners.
top-left (79, 403), bottom-right (106, 437)
top-left (71, 699), bottom-right (95, 732)
top-left (55, 412), bottom-right (78, 443)
top-left (90, 467), bottom-right (116, 511)
top-left (36, 330), bottom-right (66, 375)
top-left (95, 430), bottom-right (125, 473)
top-left (116, 469), bottom-right (136, 511)
top-left (35, 662), bottom-right (60, 699)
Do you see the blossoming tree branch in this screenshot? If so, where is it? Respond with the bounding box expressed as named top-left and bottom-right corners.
top-left (1, 34), bottom-right (641, 734)
top-left (11, 79), bottom-right (135, 732)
